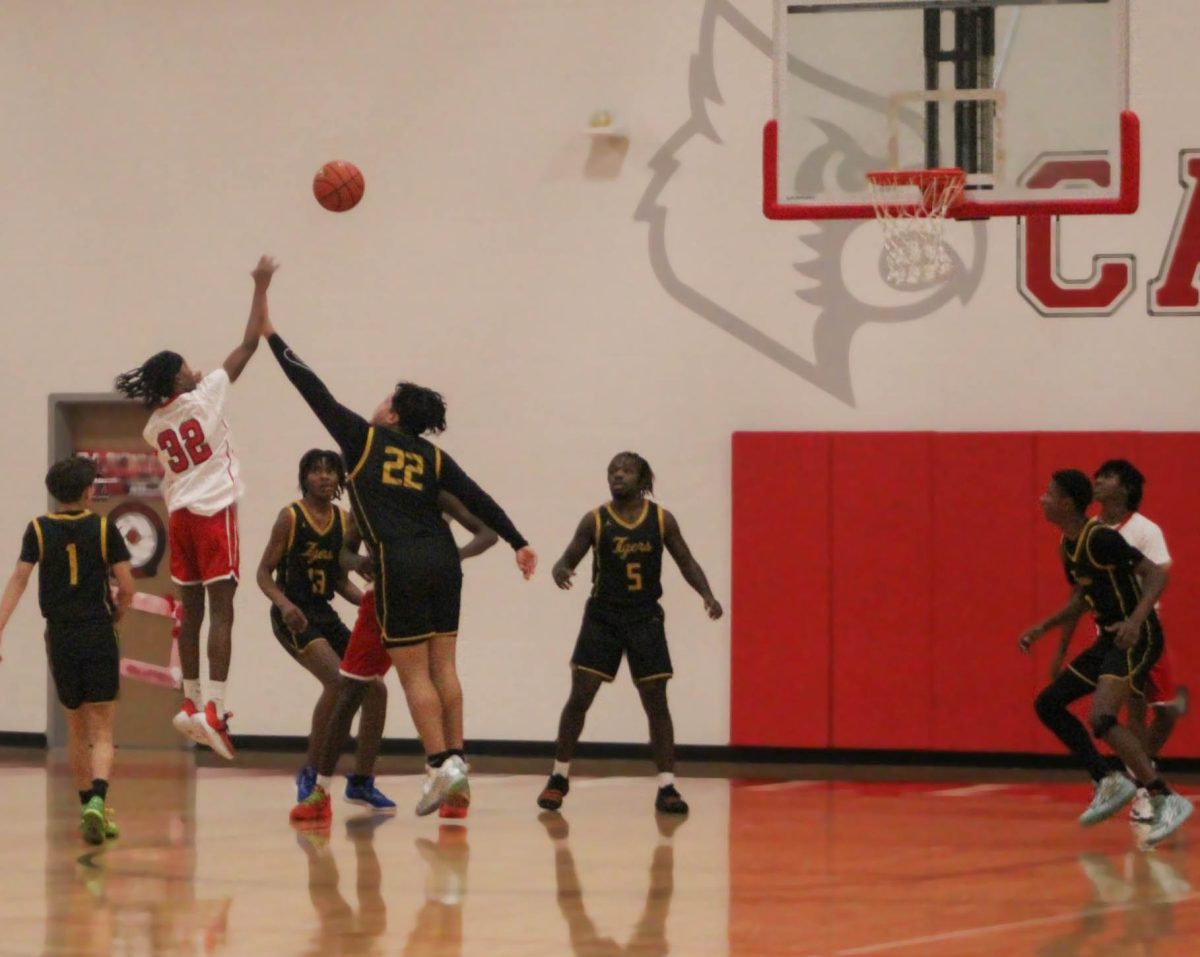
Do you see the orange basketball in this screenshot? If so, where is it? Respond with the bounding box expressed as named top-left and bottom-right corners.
top-left (312, 160), bottom-right (365, 212)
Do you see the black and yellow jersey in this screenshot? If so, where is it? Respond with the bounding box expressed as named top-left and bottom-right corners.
top-left (266, 332), bottom-right (529, 553)
top-left (589, 500), bottom-right (665, 609)
top-left (1061, 517), bottom-right (1159, 632)
top-left (19, 510), bottom-right (131, 623)
top-left (275, 502), bottom-right (345, 608)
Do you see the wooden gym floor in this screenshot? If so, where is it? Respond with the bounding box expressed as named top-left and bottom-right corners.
top-left (1, 750), bottom-right (1199, 956)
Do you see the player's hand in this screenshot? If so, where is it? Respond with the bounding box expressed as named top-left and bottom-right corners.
top-left (352, 554), bottom-right (375, 583)
top-left (280, 601), bottom-right (308, 634)
top-left (552, 564), bottom-right (575, 589)
top-left (516, 546), bottom-right (538, 580)
top-left (1017, 627), bottom-right (1042, 654)
top-left (1111, 618), bottom-right (1141, 650)
top-left (252, 255), bottom-right (279, 286)
top-left (704, 596), bottom-right (723, 620)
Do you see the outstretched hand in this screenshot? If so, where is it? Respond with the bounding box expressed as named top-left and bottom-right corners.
top-left (704, 596), bottom-right (723, 620)
top-left (516, 546), bottom-right (538, 580)
top-left (252, 255), bottom-right (279, 286)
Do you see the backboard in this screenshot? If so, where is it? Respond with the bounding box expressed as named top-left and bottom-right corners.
top-left (764, 0), bottom-right (1137, 219)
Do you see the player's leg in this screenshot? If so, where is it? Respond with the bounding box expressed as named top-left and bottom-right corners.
top-left (537, 668), bottom-right (606, 811)
top-left (628, 611), bottom-right (686, 814)
top-left (173, 583), bottom-right (209, 743)
top-left (64, 707), bottom-right (105, 845)
top-left (428, 635), bottom-right (463, 753)
top-left (81, 701), bottom-right (118, 839)
top-left (295, 639), bottom-right (343, 790)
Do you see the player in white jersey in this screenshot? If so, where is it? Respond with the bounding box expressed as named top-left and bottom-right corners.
top-left (114, 255), bottom-right (278, 758)
top-left (1053, 459), bottom-right (1187, 825)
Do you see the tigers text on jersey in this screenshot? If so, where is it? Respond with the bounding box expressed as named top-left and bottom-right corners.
top-left (19, 510), bottom-right (131, 623)
top-left (275, 502), bottom-right (345, 609)
top-left (589, 501), bottom-right (665, 608)
top-left (144, 369), bottom-right (243, 515)
top-left (1060, 518), bottom-right (1159, 631)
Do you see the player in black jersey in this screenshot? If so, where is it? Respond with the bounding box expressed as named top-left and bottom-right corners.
top-left (256, 449), bottom-right (394, 810)
top-left (260, 305), bottom-right (536, 816)
top-left (0, 457), bottom-right (134, 844)
top-left (538, 453), bottom-right (722, 816)
top-left (1018, 469), bottom-right (1192, 846)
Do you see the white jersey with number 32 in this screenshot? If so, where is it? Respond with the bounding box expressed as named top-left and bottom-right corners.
top-left (143, 369), bottom-right (243, 516)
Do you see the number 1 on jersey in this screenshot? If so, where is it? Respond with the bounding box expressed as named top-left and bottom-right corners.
top-left (66, 543), bottom-right (78, 586)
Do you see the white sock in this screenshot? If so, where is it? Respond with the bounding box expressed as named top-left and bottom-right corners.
top-left (553, 760), bottom-right (571, 779)
top-left (316, 774), bottom-right (332, 793)
top-left (208, 681), bottom-right (226, 714)
top-left (657, 772), bottom-right (675, 789)
top-left (183, 680), bottom-right (202, 706)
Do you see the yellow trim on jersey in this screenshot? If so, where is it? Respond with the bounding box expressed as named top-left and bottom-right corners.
top-left (605, 500), bottom-right (650, 530)
top-left (285, 505), bottom-right (298, 553)
top-left (296, 500), bottom-right (336, 536)
top-left (377, 540), bottom-right (389, 638)
top-left (337, 509), bottom-right (347, 539)
top-left (100, 516), bottom-right (109, 563)
top-left (635, 672), bottom-right (673, 684)
top-left (383, 630), bottom-right (436, 646)
top-left (347, 486), bottom-right (379, 547)
top-left (434, 447), bottom-right (442, 479)
top-left (32, 519), bottom-right (44, 561)
top-left (348, 428), bottom-right (376, 482)
top-left (657, 506), bottom-right (666, 538)
top-left (592, 508), bottom-right (601, 546)
top-left (47, 509), bottom-right (93, 521)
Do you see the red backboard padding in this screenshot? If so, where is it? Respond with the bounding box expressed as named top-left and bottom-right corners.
top-left (731, 432), bottom-right (1200, 756)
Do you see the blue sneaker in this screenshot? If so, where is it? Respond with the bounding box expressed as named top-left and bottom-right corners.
top-left (344, 776), bottom-right (397, 813)
top-left (296, 766), bottom-right (317, 802)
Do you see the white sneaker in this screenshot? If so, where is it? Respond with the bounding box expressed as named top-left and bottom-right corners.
top-left (1129, 787), bottom-right (1154, 824)
top-left (171, 701), bottom-right (209, 746)
top-left (414, 757), bottom-right (468, 817)
top-left (1080, 773), bottom-right (1137, 826)
top-left (1145, 793), bottom-right (1194, 847)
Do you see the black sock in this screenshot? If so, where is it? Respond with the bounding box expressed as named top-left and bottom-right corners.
top-left (79, 789), bottom-right (94, 805)
top-left (348, 774), bottom-right (370, 787)
top-left (427, 751), bottom-right (450, 769)
top-left (448, 748), bottom-right (465, 760)
top-left (1147, 778), bottom-right (1172, 796)
top-left (92, 779), bottom-right (108, 800)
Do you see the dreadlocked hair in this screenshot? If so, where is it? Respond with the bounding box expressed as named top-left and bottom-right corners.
top-left (298, 448), bottom-right (347, 499)
top-left (616, 451), bottom-right (655, 497)
top-left (392, 382), bottom-right (447, 436)
top-left (114, 351), bottom-right (185, 408)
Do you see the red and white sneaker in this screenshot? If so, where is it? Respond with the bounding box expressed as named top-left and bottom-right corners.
top-left (290, 785), bottom-right (332, 823)
top-left (191, 702), bottom-right (235, 760)
top-left (172, 700), bottom-right (209, 745)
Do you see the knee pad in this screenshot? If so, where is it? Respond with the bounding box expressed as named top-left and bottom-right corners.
top-left (1091, 713), bottom-right (1118, 740)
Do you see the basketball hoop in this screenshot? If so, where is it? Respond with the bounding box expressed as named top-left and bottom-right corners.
top-left (866, 168), bottom-right (965, 286)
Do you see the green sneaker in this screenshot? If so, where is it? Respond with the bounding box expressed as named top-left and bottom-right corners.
top-left (80, 796), bottom-right (106, 845)
top-left (103, 806), bottom-right (119, 840)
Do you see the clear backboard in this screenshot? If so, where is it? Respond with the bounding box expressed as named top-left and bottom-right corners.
top-left (764, 0), bottom-right (1137, 219)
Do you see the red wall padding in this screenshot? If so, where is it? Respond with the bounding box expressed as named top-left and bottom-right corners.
top-left (731, 432), bottom-right (1200, 756)
top-left (731, 433), bottom-right (831, 747)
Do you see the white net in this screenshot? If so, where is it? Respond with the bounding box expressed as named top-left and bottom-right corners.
top-left (867, 169), bottom-right (965, 286)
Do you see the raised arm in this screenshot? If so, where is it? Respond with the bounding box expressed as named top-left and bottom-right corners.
top-left (255, 507), bottom-right (308, 634)
top-left (438, 491), bottom-right (499, 560)
top-left (662, 510), bottom-right (722, 619)
top-left (263, 323), bottom-right (370, 464)
top-left (223, 255), bottom-right (278, 382)
top-left (0, 561), bottom-right (34, 662)
top-left (552, 512), bottom-right (596, 590)
top-left (439, 452), bottom-right (536, 578)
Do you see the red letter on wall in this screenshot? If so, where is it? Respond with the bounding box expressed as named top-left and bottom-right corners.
top-left (1016, 157), bottom-right (1135, 316)
top-left (1148, 151), bottom-right (1200, 315)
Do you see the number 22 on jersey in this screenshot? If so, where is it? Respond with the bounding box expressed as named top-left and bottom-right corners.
top-left (381, 447), bottom-right (424, 489)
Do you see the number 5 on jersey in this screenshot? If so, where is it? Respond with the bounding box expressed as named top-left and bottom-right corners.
top-left (381, 447), bottom-right (424, 489)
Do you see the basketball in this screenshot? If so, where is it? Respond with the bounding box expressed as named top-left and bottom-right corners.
top-left (312, 160), bottom-right (365, 212)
